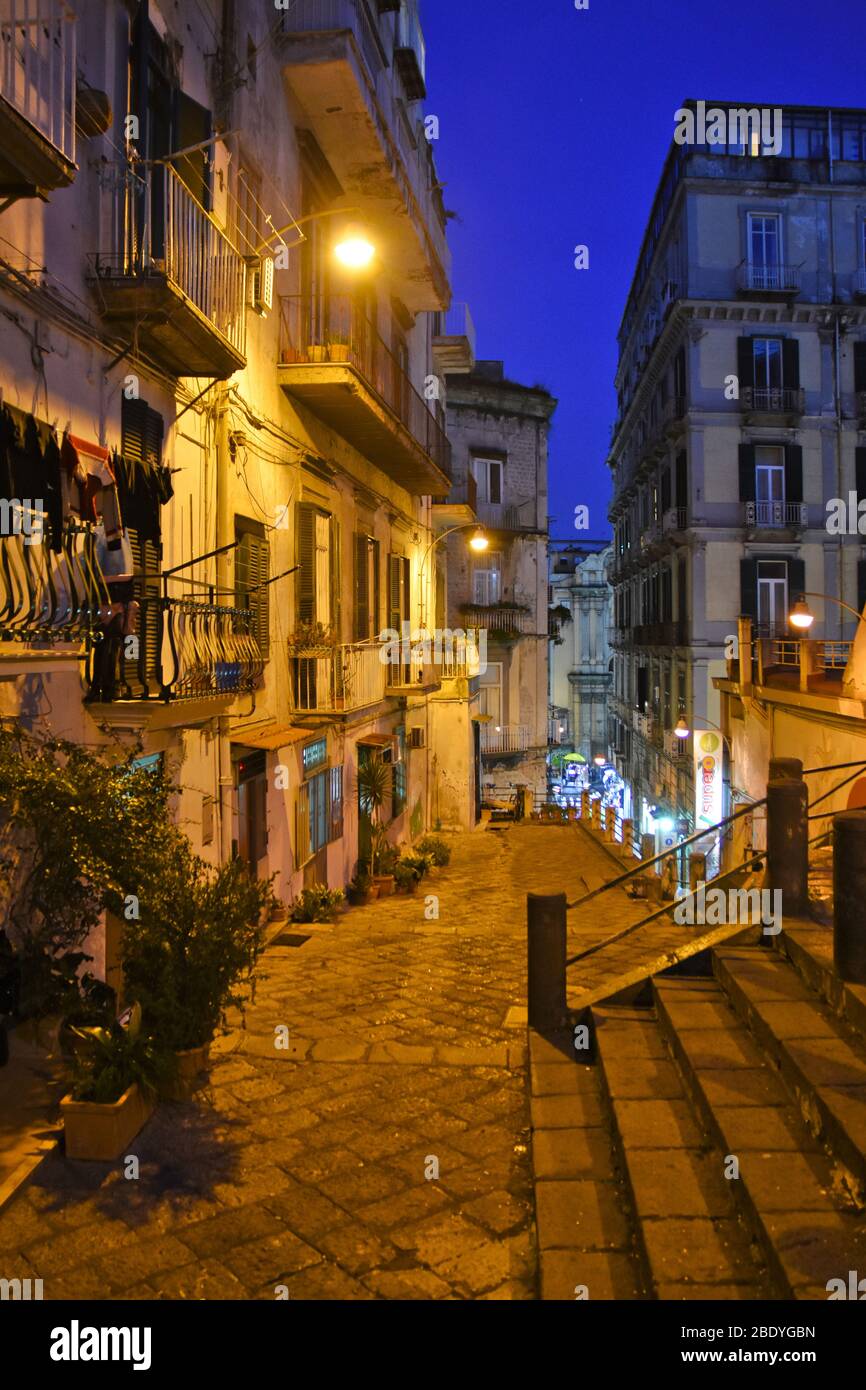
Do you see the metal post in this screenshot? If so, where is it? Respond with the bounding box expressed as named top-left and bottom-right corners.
top-left (769, 758), bottom-right (803, 782)
top-left (766, 776), bottom-right (808, 917)
top-left (833, 811), bottom-right (866, 984)
top-left (527, 893), bottom-right (568, 1031)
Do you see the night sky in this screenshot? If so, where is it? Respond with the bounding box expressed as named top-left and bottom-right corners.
top-left (422, 0), bottom-right (866, 543)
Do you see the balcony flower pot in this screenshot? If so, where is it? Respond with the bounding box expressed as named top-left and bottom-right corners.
top-left (372, 874), bottom-right (395, 898)
top-left (328, 343), bottom-right (351, 363)
top-left (308, 345), bottom-right (327, 363)
top-left (61, 1082), bottom-right (154, 1161)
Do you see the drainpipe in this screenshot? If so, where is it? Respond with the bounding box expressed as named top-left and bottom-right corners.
top-left (216, 386), bottom-right (234, 866)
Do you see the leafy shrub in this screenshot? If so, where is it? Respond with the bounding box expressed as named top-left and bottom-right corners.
top-left (415, 835), bottom-right (451, 867)
top-left (290, 885), bottom-right (344, 923)
top-left (69, 1003), bottom-right (174, 1104)
top-left (393, 860), bottom-right (422, 892)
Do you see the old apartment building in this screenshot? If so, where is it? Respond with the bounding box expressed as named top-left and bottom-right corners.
top-left (0, 0), bottom-right (473, 949)
top-left (440, 361), bottom-right (555, 805)
top-left (607, 102), bottom-right (866, 847)
top-left (549, 543), bottom-right (613, 764)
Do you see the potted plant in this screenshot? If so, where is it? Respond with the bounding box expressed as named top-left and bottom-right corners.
top-left (328, 332), bottom-right (351, 363)
top-left (394, 859), bottom-right (422, 894)
top-left (290, 884), bottom-right (344, 922)
top-left (358, 759), bottom-right (397, 897)
top-left (308, 343), bottom-right (328, 363)
top-left (288, 620), bottom-right (337, 655)
top-left (415, 834), bottom-right (451, 868)
top-left (61, 1003), bottom-right (170, 1160)
top-left (346, 866), bottom-right (377, 906)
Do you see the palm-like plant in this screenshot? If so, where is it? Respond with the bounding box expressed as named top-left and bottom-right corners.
top-left (357, 757), bottom-right (393, 876)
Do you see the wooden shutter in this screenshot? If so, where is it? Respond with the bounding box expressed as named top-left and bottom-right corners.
top-left (329, 514), bottom-right (341, 639)
top-left (236, 520), bottom-right (269, 659)
top-left (737, 338), bottom-right (755, 392)
top-left (738, 443), bottom-right (756, 501)
top-left (124, 531), bottom-right (161, 697)
top-left (858, 560), bottom-right (866, 615)
top-left (296, 504), bottom-right (316, 623)
top-left (389, 554), bottom-right (402, 631)
top-left (782, 338), bottom-right (800, 389)
top-left (740, 558), bottom-right (757, 619)
top-left (660, 466), bottom-right (671, 514)
top-left (854, 342), bottom-right (866, 394)
top-left (354, 533), bottom-right (369, 640)
top-left (856, 447), bottom-right (866, 501)
top-left (784, 445), bottom-right (803, 503)
top-left (787, 557), bottom-right (805, 603)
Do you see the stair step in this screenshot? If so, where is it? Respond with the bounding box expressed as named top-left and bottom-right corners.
top-left (713, 947), bottom-right (866, 1196)
top-left (655, 976), bottom-right (866, 1298)
top-left (594, 1005), bottom-right (767, 1299)
top-left (773, 923), bottom-right (866, 1038)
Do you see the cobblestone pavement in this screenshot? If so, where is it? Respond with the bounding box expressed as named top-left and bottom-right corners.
top-left (0, 822), bottom-right (633, 1302)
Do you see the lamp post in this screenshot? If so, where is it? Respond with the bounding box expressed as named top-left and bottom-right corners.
top-left (788, 591), bottom-right (864, 631)
top-left (418, 523), bottom-right (489, 629)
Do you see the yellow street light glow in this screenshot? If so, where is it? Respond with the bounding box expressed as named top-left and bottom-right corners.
top-left (334, 224), bottom-right (376, 270)
top-left (789, 596), bottom-right (815, 631)
top-left (593, 754), bottom-right (605, 767)
top-left (468, 528), bottom-right (489, 553)
top-left (674, 718), bottom-right (690, 739)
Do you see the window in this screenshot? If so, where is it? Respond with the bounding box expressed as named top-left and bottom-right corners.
top-left (757, 560), bottom-right (788, 637)
top-left (296, 764), bottom-right (343, 866)
top-left (388, 552), bottom-right (411, 681)
top-left (479, 661), bottom-right (503, 723)
top-left (472, 551), bottom-right (502, 606)
top-left (747, 213), bottom-right (782, 287)
top-left (354, 533), bottom-right (380, 640)
top-left (472, 457), bottom-right (504, 505)
top-left (392, 727), bottom-right (407, 818)
top-left (754, 444), bottom-right (785, 521)
top-left (235, 516), bottom-right (269, 659)
top-left (296, 503), bottom-right (340, 633)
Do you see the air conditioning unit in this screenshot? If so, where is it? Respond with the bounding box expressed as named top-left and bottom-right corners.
top-left (409, 727), bottom-right (426, 749)
top-left (245, 254), bottom-right (274, 313)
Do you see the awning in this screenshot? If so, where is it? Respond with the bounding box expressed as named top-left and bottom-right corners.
top-left (229, 722), bottom-right (316, 751)
top-left (357, 733), bottom-right (395, 748)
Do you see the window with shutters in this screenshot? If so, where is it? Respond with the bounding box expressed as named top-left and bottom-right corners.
top-left (472, 551), bottom-right (502, 606)
top-left (235, 516), bottom-right (269, 660)
top-left (296, 503), bottom-right (340, 637)
top-left (120, 396), bottom-right (164, 697)
top-left (296, 763), bottom-right (343, 865)
top-left (354, 533), bottom-right (380, 641)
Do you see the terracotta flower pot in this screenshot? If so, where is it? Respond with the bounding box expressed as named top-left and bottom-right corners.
top-left (373, 875), bottom-right (394, 898)
top-left (328, 343), bottom-right (351, 362)
top-left (61, 1082), bottom-right (154, 1160)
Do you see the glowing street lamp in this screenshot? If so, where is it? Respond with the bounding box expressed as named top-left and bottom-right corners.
top-left (468, 528), bottom-right (489, 553)
top-left (788, 596), bottom-right (815, 631)
top-left (333, 222), bottom-right (376, 271)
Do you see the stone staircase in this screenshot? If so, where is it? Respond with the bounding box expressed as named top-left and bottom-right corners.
top-left (535, 920), bottom-right (866, 1299)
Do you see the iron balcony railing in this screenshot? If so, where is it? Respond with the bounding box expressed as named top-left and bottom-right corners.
top-left (737, 263), bottom-right (801, 293)
top-left (277, 0), bottom-right (386, 93)
top-left (279, 293), bottom-right (451, 478)
top-left (662, 506), bottom-right (688, 533)
top-left (480, 723), bottom-right (529, 755)
top-left (88, 596), bottom-right (263, 704)
top-left (0, 0), bottom-right (76, 163)
top-left (462, 605), bottom-right (532, 636)
top-left (474, 498), bottom-right (537, 531)
top-left (744, 500), bottom-right (808, 529)
top-left (395, 0), bottom-right (425, 95)
top-left (432, 300), bottom-right (476, 353)
top-left (290, 639), bottom-right (387, 714)
top-left (0, 518), bottom-right (107, 642)
top-left (94, 161), bottom-right (246, 358)
top-left (740, 386), bottom-right (805, 414)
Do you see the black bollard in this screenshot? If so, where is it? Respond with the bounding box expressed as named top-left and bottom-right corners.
top-left (528, 893), bottom-right (567, 1031)
top-left (766, 777), bottom-right (808, 918)
top-left (834, 811), bottom-right (866, 984)
top-left (769, 758), bottom-right (803, 782)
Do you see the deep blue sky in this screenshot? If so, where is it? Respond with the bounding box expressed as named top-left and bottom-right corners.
top-left (423, 0), bottom-right (866, 541)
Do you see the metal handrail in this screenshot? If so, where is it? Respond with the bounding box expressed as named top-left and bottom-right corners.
top-left (566, 798), bottom-right (767, 909)
top-left (566, 852), bottom-right (767, 967)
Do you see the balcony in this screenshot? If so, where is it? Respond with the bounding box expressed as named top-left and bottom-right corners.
top-left (632, 621), bottom-right (688, 648)
top-left (277, 0), bottom-right (448, 311)
top-left (737, 263), bottom-right (801, 297)
top-left (480, 723), bottom-right (529, 756)
top-left (85, 597), bottom-right (264, 722)
top-left (853, 269), bottom-right (866, 300)
top-left (744, 500), bottom-right (808, 531)
top-left (432, 471), bottom-right (477, 527)
top-left (0, 519), bottom-right (103, 665)
top-left (739, 386), bottom-right (805, 420)
top-left (0, 0), bottom-right (76, 200)
top-left (662, 506), bottom-right (688, 536)
top-left (461, 604), bottom-right (533, 638)
top-left (663, 395), bottom-right (687, 434)
top-left (432, 301), bottom-right (476, 374)
top-left (278, 294), bottom-right (451, 494)
top-left (475, 497), bottom-right (539, 532)
top-left (290, 639), bottom-right (386, 715)
top-left (89, 162), bottom-right (246, 379)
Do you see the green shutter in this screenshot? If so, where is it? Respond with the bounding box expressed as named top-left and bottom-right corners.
top-left (782, 338), bottom-right (800, 390)
top-left (856, 447), bottom-right (866, 502)
top-left (329, 515), bottom-right (341, 639)
top-left (787, 558), bottom-right (805, 605)
top-left (785, 445), bottom-right (803, 504)
top-left (296, 504), bottom-right (315, 623)
top-left (354, 534), bottom-right (369, 641)
top-left (740, 558), bottom-right (757, 619)
top-left (738, 443), bottom-right (756, 501)
top-left (854, 343), bottom-right (866, 394)
top-left (737, 338), bottom-right (755, 392)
